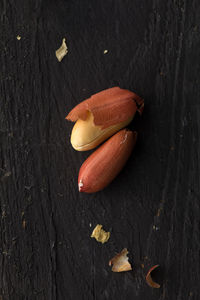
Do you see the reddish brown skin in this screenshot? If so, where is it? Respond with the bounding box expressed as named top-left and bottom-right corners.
top-left (66, 87), bottom-right (144, 129)
top-left (145, 265), bottom-right (160, 288)
top-left (78, 129), bottom-right (137, 193)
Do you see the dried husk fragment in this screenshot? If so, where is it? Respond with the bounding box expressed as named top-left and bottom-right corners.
top-left (109, 248), bottom-right (132, 272)
top-left (146, 265), bottom-right (161, 288)
top-left (90, 224), bottom-right (110, 244)
top-left (56, 38), bottom-right (68, 62)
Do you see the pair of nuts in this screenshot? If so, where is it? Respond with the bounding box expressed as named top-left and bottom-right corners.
top-left (66, 87), bottom-right (144, 193)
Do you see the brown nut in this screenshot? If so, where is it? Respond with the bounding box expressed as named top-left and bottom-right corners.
top-left (78, 129), bottom-right (137, 193)
top-left (66, 87), bottom-right (143, 151)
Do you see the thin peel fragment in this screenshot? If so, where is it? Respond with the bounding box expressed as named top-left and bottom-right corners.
top-left (146, 265), bottom-right (161, 288)
top-left (55, 38), bottom-right (68, 62)
top-left (91, 224), bottom-right (110, 244)
top-left (109, 248), bottom-right (132, 272)
top-left (66, 87), bottom-right (144, 129)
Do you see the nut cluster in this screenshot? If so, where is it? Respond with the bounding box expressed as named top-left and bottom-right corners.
top-left (66, 86), bottom-right (144, 193)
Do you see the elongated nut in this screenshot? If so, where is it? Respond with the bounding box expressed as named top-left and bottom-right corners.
top-left (78, 129), bottom-right (137, 193)
top-left (66, 87), bottom-right (143, 151)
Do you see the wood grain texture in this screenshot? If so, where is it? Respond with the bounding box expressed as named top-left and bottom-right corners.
top-left (0, 0), bottom-right (200, 299)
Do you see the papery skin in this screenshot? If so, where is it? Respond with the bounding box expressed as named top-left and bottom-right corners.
top-left (109, 248), bottom-right (132, 272)
top-left (66, 87), bottom-right (143, 151)
top-left (66, 87), bottom-right (144, 129)
top-left (90, 224), bottom-right (110, 244)
top-left (78, 129), bottom-right (137, 193)
top-left (146, 265), bottom-right (161, 288)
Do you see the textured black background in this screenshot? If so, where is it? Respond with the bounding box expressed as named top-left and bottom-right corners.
top-left (0, 0), bottom-right (200, 299)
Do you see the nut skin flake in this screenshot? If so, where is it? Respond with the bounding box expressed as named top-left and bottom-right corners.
top-left (55, 38), bottom-right (68, 62)
top-left (109, 248), bottom-right (132, 272)
top-left (146, 265), bottom-right (161, 288)
top-left (91, 224), bottom-right (110, 244)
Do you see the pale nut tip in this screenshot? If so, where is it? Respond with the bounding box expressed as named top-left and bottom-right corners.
top-left (78, 180), bottom-right (84, 192)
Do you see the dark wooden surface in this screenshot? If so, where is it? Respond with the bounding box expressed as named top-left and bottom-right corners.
top-left (1, 0), bottom-right (200, 299)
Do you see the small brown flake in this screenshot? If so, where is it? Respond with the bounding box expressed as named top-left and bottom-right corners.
top-left (146, 265), bottom-right (161, 288)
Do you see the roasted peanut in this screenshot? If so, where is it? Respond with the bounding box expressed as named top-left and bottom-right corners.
top-left (66, 87), bottom-right (143, 151)
top-left (78, 129), bottom-right (137, 193)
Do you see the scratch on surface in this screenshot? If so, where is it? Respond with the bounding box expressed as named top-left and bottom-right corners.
top-left (22, 219), bottom-right (26, 229)
top-left (1, 170), bottom-right (11, 180)
top-left (120, 132), bottom-right (128, 145)
top-left (2, 210), bottom-right (6, 218)
top-left (156, 207), bottom-right (162, 217)
top-left (4, 171), bottom-right (11, 177)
